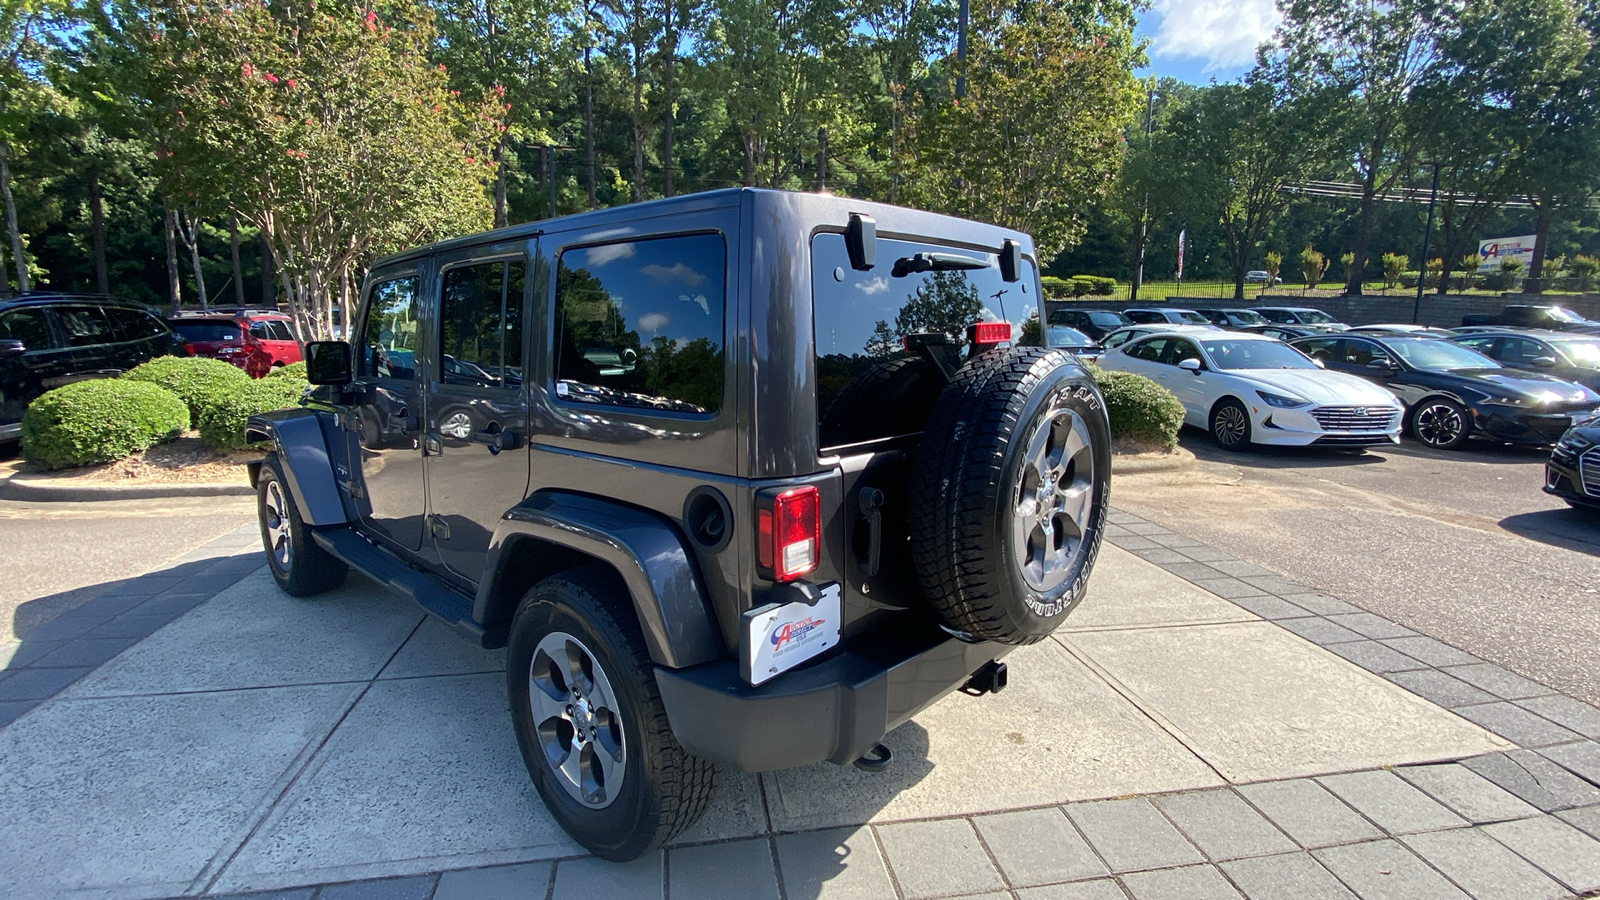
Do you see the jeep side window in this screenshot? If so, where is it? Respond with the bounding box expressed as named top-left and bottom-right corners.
top-left (360, 276), bottom-right (421, 381)
top-left (440, 260), bottom-right (525, 388)
top-left (553, 233), bottom-right (725, 414)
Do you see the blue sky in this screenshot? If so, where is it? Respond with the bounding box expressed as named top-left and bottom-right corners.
top-left (1134, 0), bottom-right (1281, 85)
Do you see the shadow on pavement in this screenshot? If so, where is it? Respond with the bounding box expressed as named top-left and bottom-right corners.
top-left (1179, 430), bottom-right (1388, 469)
top-left (1498, 508), bottom-right (1600, 557)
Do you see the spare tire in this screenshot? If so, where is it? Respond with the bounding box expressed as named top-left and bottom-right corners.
top-left (909, 348), bottom-right (1111, 645)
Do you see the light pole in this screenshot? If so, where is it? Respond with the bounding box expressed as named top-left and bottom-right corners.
top-left (1131, 85), bottom-right (1157, 303)
top-left (1412, 162), bottom-right (1441, 324)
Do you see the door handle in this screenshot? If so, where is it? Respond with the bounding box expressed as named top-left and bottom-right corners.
top-left (469, 427), bottom-right (521, 452)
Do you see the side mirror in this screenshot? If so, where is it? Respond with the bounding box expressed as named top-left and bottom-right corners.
top-left (1312, 358), bottom-right (1326, 368)
top-left (305, 340), bottom-right (352, 385)
top-left (1531, 356), bottom-right (1559, 368)
top-left (1178, 358), bottom-right (1203, 372)
top-left (0, 338), bottom-right (24, 359)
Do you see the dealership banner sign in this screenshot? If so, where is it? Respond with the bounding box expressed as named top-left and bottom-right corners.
top-left (1477, 235), bottom-right (1536, 273)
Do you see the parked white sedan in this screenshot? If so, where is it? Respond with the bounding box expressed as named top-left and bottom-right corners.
top-left (1099, 331), bottom-right (1404, 450)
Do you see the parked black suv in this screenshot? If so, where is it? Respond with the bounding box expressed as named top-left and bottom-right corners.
top-left (246, 189), bottom-right (1112, 860)
top-left (0, 293), bottom-right (187, 444)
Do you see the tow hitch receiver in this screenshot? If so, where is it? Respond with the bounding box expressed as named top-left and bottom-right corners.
top-left (853, 743), bottom-right (893, 773)
top-left (961, 660), bottom-right (1008, 696)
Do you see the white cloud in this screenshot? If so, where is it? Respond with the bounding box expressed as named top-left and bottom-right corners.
top-left (642, 262), bottom-right (707, 286)
top-left (679, 294), bottom-right (711, 315)
top-left (855, 276), bottom-right (890, 296)
top-left (583, 243), bottom-right (636, 267)
top-left (639, 312), bottom-right (670, 332)
top-left (1147, 0), bottom-right (1279, 72)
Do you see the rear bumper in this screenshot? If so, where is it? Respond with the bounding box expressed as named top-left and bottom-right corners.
top-left (655, 626), bottom-right (1009, 772)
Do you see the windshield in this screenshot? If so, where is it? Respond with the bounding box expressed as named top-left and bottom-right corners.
top-left (1090, 312), bottom-right (1130, 326)
top-left (1553, 339), bottom-right (1600, 366)
top-left (1297, 310), bottom-right (1338, 324)
top-left (1223, 309), bottom-right (1267, 325)
top-left (1388, 337), bottom-right (1499, 370)
top-left (1546, 307), bottom-right (1586, 323)
top-left (1177, 311), bottom-right (1211, 325)
top-left (1202, 339), bottom-right (1318, 370)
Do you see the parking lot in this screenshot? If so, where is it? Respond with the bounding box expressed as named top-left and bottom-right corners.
top-left (1115, 432), bottom-right (1600, 707)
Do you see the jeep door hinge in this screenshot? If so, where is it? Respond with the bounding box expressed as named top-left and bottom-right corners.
top-left (429, 514), bottom-right (451, 539)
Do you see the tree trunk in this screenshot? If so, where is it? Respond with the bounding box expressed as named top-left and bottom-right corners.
top-left (229, 216), bottom-right (246, 306)
top-left (662, 46), bottom-right (675, 198)
top-left (0, 216), bottom-right (7, 293)
top-left (0, 142), bottom-right (29, 293)
top-left (585, 45), bottom-right (597, 210)
top-left (179, 210), bottom-right (208, 309)
top-left (164, 207), bottom-right (182, 307)
top-left (632, 46), bottom-right (645, 203)
top-left (741, 134), bottom-right (756, 187)
top-left (1524, 207), bottom-right (1552, 295)
top-left (816, 127), bottom-right (828, 192)
top-left (260, 234), bottom-right (275, 306)
top-left (492, 137), bottom-right (508, 228)
top-left (90, 173), bottom-right (108, 295)
top-left (1345, 164), bottom-right (1379, 296)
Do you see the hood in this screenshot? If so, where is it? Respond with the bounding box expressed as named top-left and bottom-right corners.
top-left (1445, 368), bottom-right (1600, 404)
top-left (1226, 369), bottom-right (1400, 406)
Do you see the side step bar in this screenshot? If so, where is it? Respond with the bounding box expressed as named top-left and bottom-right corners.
top-left (311, 527), bottom-right (484, 642)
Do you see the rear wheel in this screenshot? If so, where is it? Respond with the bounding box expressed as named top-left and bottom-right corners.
top-left (257, 454), bottom-right (348, 596)
top-left (507, 566), bottom-right (717, 861)
top-left (1210, 398), bottom-right (1252, 451)
top-left (1410, 397), bottom-right (1471, 450)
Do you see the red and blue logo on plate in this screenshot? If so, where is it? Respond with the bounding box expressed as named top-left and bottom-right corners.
top-left (771, 617), bottom-right (824, 651)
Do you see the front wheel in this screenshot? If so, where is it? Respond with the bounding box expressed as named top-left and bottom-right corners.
top-left (257, 454), bottom-right (348, 596)
top-left (506, 566), bottom-right (717, 861)
top-left (1210, 398), bottom-right (1253, 451)
top-left (1410, 397), bottom-right (1471, 450)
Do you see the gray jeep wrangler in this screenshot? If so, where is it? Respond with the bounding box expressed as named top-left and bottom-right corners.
top-left (247, 188), bottom-right (1111, 861)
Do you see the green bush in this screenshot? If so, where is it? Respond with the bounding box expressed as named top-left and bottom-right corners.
top-left (122, 356), bottom-right (251, 427)
top-left (1067, 275), bottom-right (1116, 296)
top-left (21, 379), bottom-right (189, 469)
top-left (266, 361), bottom-right (307, 379)
top-left (196, 377), bottom-right (309, 451)
top-left (1086, 363), bottom-right (1185, 452)
top-left (1040, 275), bottom-right (1075, 298)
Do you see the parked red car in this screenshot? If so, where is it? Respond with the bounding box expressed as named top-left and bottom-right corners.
top-left (169, 310), bottom-right (302, 378)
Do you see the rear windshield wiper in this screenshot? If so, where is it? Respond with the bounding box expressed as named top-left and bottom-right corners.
top-left (891, 252), bottom-right (990, 278)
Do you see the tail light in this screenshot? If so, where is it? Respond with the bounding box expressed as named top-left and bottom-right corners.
top-left (968, 322), bottom-right (1011, 346)
top-left (757, 486), bottom-right (820, 582)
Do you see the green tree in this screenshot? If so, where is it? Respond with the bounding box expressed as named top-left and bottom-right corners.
top-left (135, 0), bottom-right (501, 338)
top-left (903, 0), bottom-right (1140, 260)
top-left (2, 0), bottom-right (74, 291)
top-left (1299, 245), bottom-right (1327, 292)
top-left (1264, 250), bottom-right (1283, 286)
top-left (1570, 254), bottom-right (1598, 291)
top-left (892, 270), bottom-right (981, 341)
top-left (1381, 252), bottom-right (1407, 291)
top-left (1262, 0), bottom-right (1459, 296)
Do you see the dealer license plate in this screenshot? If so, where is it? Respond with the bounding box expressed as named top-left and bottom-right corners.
top-left (741, 583), bottom-right (842, 686)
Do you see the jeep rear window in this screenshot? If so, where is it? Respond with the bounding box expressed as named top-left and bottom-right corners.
top-left (813, 232), bottom-right (1037, 451)
top-left (553, 233), bottom-right (725, 415)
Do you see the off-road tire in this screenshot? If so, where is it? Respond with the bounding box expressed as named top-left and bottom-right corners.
top-left (507, 565), bottom-right (718, 861)
top-left (820, 356), bottom-right (943, 449)
top-left (257, 453), bottom-right (348, 596)
top-left (909, 348), bottom-right (1111, 645)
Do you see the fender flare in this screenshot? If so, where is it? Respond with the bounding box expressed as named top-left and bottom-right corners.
top-left (244, 409), bottom-right (349, 527)
top-left (478, 491), bottom-right (723, 669)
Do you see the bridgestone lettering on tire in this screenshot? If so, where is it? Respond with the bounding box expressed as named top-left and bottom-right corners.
top-left (506, 565), bottom-right (718, 861)
top-left (909, 348), bottom-right (1112, 645)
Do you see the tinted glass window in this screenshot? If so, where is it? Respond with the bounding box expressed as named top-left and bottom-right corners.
top-left (554, 233), bottom-right (725, 414)
top-left (56, 306), bottom-right (117, 347)
top-left (1102, 329), bottom-right (1141, 348)
top-left (1089, 312), bottom-right (1130, 327)
top-left (105, 307), bottom-right (168, 340)
top-left (1455, 337), bottom-right (1497, 356)
top-left (174, 322), bottom-right (241, 342)
top-left (1255, 309), bottom-right (1291, 323)
top-left (1125, 310), bottom-right (1161, 324)
top-left (1127, 337), bottom-right (1169, 362)
top-left (1342, 340), bottom-right (1394, 366)
top-left (268, 321), bottom-right (296, 341)
top-left (0, 309), bottom-right (55, 349)
top-left (813, 233), bottom-right (1036, 449)
top-left (361, 275), bottom-right (421, 381)
top-left (1499, 337), bottom-right (1549, 366)
top-left (1177, 311), bottom-right (1211, 325)
top-left (440, 259), bottom-right (525, 388)
top-left (1296, 338), bottom-right (1342, 360)
top-left (1553, 339), bottom-right (1600, 366)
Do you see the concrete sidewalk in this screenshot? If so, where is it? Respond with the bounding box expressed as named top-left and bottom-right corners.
top-left (0, 512), bottom-right (1596, 900)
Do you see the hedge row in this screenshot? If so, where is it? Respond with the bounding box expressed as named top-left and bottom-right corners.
top-left (1041, 274), bottom-right (1117, 298)
top-left (19, 356), bottom-right (308, 468)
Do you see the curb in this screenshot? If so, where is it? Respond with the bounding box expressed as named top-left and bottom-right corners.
top-left (1111, 447), bottom-right (1196, 475)
top-left (0, 472), bottom-right (253, 502)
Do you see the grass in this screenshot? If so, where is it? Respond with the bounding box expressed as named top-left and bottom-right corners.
top-left (1110, 280), bottom-right (1276, 302)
